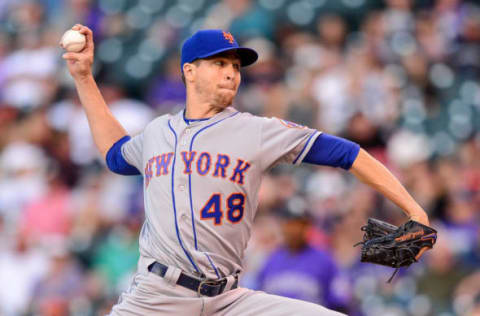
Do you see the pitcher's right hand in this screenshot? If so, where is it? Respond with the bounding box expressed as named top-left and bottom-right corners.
top-left (61, 24), bottom-right (94, 81)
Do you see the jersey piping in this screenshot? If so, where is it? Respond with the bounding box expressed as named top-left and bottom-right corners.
top-left (204, 253), bottom-right (221, 279)
top-left (293, 131), bottom-right (321, 164)
top-left (167, 119), bottom-right (201, 274)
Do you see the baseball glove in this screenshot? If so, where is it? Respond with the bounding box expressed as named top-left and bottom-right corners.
top-left (354, 218), bottom-right (437, 282)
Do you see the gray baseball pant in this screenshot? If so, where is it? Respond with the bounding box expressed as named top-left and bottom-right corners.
top-left (109, 261), bottom-right (346, 316)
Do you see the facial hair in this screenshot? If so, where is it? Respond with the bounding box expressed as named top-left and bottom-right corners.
top-left (213, 88), bottom-right (235, 107)
top-left (195, 81), bottom-right (236, 108)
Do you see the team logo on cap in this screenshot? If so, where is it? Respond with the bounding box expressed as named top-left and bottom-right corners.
top-left (223, 31), bottom-right (235, 44)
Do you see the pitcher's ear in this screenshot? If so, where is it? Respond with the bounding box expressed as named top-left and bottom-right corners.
top-left (183, 62), bottom-right (196, 83)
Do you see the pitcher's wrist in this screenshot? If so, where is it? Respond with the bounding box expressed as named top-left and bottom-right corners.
top-left (73, 73), bottom-right (94, 85)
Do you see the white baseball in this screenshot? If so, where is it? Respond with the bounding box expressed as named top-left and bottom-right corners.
top-left (60, 29), bottom-right (86, 52)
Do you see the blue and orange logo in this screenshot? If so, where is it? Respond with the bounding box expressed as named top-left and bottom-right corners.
top-left (278, 119), bottom-right (306, 129)
top-left (223, 31), bottom-right (235, 44)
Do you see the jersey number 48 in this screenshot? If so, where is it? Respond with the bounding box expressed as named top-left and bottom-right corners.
top-left (200, 193), bottom-right (245, 225)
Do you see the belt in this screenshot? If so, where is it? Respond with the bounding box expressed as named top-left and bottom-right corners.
top-left (147, 262), bottom-right (238, 297)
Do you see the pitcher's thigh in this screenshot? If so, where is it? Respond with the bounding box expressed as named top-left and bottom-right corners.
top-left (219, 289), bottom-right (346, 316)
top-left (109, 273), bottom-right (202, 316)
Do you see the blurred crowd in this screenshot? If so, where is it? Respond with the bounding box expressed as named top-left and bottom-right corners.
top-left (0, 0), bottom-right (479, 315)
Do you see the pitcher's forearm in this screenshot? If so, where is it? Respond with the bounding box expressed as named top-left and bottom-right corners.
top-left (350, 149), bottom-right (429, 225)
top-left (74, 75), bottom-right (127, 158)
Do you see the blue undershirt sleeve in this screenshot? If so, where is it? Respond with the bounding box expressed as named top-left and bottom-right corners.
top-left (106, 135), bottom-right (141, 175)
top-left (303, 133), bottom-right (360, 170)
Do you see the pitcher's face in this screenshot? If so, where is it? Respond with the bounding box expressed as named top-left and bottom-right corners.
top-left (188, 52), bottom-right (241, 108)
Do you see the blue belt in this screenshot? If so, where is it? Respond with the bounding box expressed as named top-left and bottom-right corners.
top-left (147, 262), bottom-right (238, 297)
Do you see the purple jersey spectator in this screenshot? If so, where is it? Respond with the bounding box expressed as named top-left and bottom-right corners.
top-left (146, 77), bottom-right (186, 110)
top-left (146, 55), bottom-right (186, 112)
top-left (257, 244), bottom-right (347, 310)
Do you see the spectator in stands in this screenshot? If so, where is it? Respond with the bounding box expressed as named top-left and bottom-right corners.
top-left (257, 198), bottom-right (348, 312)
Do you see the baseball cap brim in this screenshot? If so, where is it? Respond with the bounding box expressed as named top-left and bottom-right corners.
top-left (196, 46), bottom-right (258, 67)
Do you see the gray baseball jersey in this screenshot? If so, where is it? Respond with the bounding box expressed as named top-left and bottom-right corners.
top-left (121, 106), bottom-right (320, 280)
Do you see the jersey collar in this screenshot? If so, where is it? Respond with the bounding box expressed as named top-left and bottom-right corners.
top-left (183, 111), bottom-right (210, 125)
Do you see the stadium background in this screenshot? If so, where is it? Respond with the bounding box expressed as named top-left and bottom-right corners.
top-left (0, 0), bottom-right (479, 315)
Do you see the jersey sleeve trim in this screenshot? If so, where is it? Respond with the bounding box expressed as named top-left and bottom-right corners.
top-left (292, 131), bottom-right (322, 165)
top-left (106, 135), bottom-right (141, 175)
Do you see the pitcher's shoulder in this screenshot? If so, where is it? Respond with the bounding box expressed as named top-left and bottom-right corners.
top-left (232, 110), bottom-right (266, 125)
top-left (144, 113), bottom-right (173, 132)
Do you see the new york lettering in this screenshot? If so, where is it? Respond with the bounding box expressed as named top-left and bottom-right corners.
top-left (144, 151), bottom-right (250, 187)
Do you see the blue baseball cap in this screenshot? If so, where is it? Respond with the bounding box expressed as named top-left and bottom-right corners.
top-left (180, 29), bottom-right (258, 72)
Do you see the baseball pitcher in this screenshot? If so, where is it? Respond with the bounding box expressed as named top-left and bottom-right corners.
top-left (62, 24), bottom-right (434, 315)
